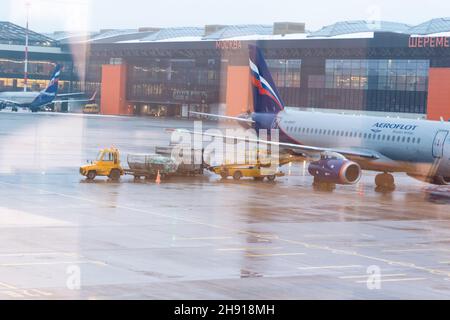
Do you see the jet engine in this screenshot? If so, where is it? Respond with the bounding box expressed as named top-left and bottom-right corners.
top-left (308, 152), bottom-right (362, 185)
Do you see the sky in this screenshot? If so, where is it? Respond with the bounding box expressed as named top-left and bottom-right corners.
top-left (2, 0), bottom-right (450, 34)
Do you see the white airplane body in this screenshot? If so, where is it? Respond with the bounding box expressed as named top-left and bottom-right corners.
top-left (0, 91), bottom-right (41, 105)
top-left (276, 109), bottom-right (450, 183)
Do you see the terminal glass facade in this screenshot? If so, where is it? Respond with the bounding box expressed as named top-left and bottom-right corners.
top-left (325, 59), bottom-right (429, 91)
top-left (127, 58), bottom-right (220, 108)
top-left (266, 59), bottom-right (302, 88)
top-left (306, 59), bottom-right (430, 114)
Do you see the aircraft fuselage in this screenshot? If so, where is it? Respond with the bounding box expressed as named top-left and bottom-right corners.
top-left (272, 109), bottom-right (450, 181)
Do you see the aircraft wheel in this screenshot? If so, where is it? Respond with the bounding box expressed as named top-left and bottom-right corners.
top-left (375, 173), bottom-right (395, 192)
top-left (267, 175), bottom-right (277, 182)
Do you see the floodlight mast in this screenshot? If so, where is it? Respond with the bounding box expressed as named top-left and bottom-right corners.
top-left (24, 2), bottom-right (30, 92)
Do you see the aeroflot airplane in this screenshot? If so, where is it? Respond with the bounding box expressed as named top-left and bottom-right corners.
top-left (191, 45), bottom-right (450, 191)
top-left (0, 65), bottom-right (95, 113)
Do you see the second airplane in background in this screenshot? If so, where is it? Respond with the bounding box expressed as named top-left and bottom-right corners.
top-left (0, 65), bottom-right (96, 113)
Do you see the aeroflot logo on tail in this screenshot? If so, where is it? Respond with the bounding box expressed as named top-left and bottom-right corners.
top-left (371, 123), bottom-right (418, 133)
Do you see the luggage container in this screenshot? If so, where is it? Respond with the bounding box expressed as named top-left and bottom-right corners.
top-left (126, 154), bottom-right (178, 180)
top-left (155, 146), bottom-right (205, 176)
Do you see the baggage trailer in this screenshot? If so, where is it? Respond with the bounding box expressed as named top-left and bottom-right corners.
top-left (126, 154), bottom-right (178, 180)
top-left (207, 154), bottom-right (304, 182)
top-left (155, 146), bottom-right (205, 176)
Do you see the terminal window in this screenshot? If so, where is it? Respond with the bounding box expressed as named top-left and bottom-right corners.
top-left (325, 59), bottom-right (430, 92)
top-left (266, 59), bottom-right (302, 88)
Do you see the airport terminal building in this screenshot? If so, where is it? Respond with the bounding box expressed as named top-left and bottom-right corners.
top-left (2, 19), bottom-right (450, 120)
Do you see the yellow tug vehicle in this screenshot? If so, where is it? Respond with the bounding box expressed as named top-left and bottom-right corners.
top-left (79, 148), bottom-right (124, 181)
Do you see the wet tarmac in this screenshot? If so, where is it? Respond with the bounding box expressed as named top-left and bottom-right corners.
top-left (0, 112), bottom-right (450, 300)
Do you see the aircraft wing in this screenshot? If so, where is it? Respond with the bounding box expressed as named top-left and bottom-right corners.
top-left (190, 111), bottom-right (255, 123)
top-left (56, 92), bottom-right (85, 97)
top-left (52, 91), bottom-right (98, 105)
top-left (52, 98), bottom-right (95, 104)
top-left (168, 128), bottom-right (381, 160)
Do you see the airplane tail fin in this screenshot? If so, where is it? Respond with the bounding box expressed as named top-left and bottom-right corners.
top-left (249, 45), bottom-right (285, 114)
top-left (31, 65), bottom-right (61, 108)
top-left (43, 64), bottom-right (61, 95)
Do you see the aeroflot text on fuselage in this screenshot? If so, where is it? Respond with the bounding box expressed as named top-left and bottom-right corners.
top-left (372, 123), bottom-right (419, 131)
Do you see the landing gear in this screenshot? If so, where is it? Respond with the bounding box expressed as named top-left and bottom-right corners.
top-left (313, 178), bottom-right (336, 192)
top-left (375, 173), bottom-right (396, 193)
top-left (432, 176), bottom-right (448, 185)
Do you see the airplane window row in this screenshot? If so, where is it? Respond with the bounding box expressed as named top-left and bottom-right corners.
top-left (284, 126), bottom-right (421, 144)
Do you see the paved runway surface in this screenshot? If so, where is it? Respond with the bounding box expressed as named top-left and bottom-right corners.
top-left (0, 113), bottom-right (450, 300)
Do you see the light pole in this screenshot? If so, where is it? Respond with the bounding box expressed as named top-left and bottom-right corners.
top-left (24, 1), bottom-right (30, 92)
